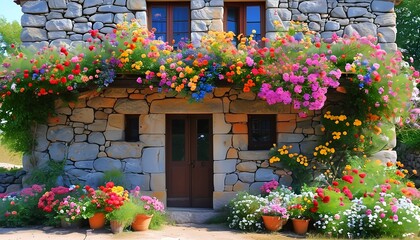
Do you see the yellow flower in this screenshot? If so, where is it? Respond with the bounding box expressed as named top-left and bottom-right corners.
top-left (353, 119), bottom-right (362, 126)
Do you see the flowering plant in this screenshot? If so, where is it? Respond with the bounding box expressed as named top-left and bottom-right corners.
top-left (313, 160), bottom-right (420, 238)
top-left (0, 184), bottom-right (45, 227)
top-left (227, 192), bottom-right (266, 231)
top-left (56, 195), bottom-right (84, 222)
top-left (259, 198), bottom-right (289, 219)
top-left (287, 187), bottom-right (316, 220)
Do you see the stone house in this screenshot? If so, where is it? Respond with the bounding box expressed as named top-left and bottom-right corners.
top-left (15, 0), bottom-right (398, 209)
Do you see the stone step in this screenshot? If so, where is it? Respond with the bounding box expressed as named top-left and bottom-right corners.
top-left (166, 208), bottom-right (225, 224)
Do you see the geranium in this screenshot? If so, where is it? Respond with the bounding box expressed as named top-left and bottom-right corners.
top-left (287, 187), bottom-right (316, 220)
top-left (130, 186), bottom-right (165, 215)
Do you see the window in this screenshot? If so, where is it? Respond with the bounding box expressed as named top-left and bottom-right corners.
top-left (125, 115), bottom-right (139, 142)
top-left (224, 2), bottom-right (265, 42)
top-left (248, 115), bottom-right (276, 150)
top-left (148, 3), bottom-right (190, 45)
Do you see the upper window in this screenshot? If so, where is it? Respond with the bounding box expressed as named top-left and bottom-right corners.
top-left (248, 115), bottom-right (276, 150)
top-left (125, 115), bottom-right (139, 142)
top-left (224, 3), bottom-right (265, 42)
top-left (148, 3), bottom-right (190, 45)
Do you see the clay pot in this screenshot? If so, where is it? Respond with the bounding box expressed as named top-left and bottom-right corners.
top-left (292, 218), bottom-right (310, 235)
top-left (88, 212), bottom-right (106, 229)
top-left (262, 215), bottom-right (284, 231)
top-left (131, 214), bottom-right (153, 231)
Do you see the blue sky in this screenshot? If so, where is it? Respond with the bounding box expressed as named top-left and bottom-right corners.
top-left (0, 0), bottom-right (23, 23)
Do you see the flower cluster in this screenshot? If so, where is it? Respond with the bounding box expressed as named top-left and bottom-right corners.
top-left (57, 195), bottom-right (84, 222)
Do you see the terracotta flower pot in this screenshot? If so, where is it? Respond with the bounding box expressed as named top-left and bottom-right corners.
top-left (292, 218), bottom-right (310, 235)
top-left (262, 215), bottom-right (284, 231)
top-left (131, 214), bottom-right (153, 231)
top-left (88, 212), bottom-right (106, 229)
top-left (110, 220), bottom-right (125, 234)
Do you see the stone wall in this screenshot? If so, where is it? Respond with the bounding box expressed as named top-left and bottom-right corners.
top-left (0, 170), bottom-right (26, 194)
top-left (19, 0), bottom-right (397, 50)
top-left (25, 87), bottom-right (323, 209)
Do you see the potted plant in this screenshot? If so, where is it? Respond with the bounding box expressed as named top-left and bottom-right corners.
top-left (288, 187), bottom-right (316, 235)
top-left (259, 197), bottom-right (289, 232)
top-left (80, 186), bottom-right (107, 229)
top-left (105, 200), bottom-right (137, 234)
top-left (56, 195), bottom-right (84, 228)
top-left (130, 186), bottom-right (166, 231)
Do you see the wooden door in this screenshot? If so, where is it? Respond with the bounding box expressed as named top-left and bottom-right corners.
top-left (166, 115), bottom-right (213, 208)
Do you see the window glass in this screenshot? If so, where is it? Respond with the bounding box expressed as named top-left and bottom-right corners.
top-left (125, 115), bottom-right (139, 142)
top-left (246, 6), bottom-right (261, 39)
top-left (171, 119), bottom-right (185, 161)
top-left (248, 115), bottom-right (276, 150)
top-left (151, 7), bottom-right (167, 41)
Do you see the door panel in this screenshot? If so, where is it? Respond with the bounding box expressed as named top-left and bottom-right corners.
top-left (166, 115), bottom-right (213, 208)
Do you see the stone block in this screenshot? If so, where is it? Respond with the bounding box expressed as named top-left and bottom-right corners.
top-left (255, 168), bottom-right (279, 182)
top-left (150, 173), bottom-right (166, 191)
top-left (34, 124), bottom-right (49, 152)
top-left (49, 142), bottom-right (67, 161)
top-left (124, 158), bottom-right (142, 173)
top-left (88, 132), bottom-right (106, 145)
top-left (84, 0), bottom-right (104, 8)
top-left (325, 21), bottom-right (340, 31)
top-left (107, 114), bottom-right (125, 130)
top-left (89, 13), bottom-right (114, 23)
top-left (214, 159), bottom-right (237, 174)
top-left (370, 150), bottom-right (397, 164)
top-left (230, 100), bottom-right (290, 114)
top-left (103, 88), bottom-right (128, 98)
top-left (250, 182), bottom-right (265, 195)
top-left (85, 172), bottom-right (105, 188)
top-left (151, 98), bottom-right (223, 113)
top-left (125, 173), bottom-right (150, 191)
top-left (70, 108), bottom-right (94, 123)
top-left (106, 142), bottom-right (143, 159)
top-left (214, 173), bottom-right (226, 192)
top-left (236, 161), bottom-right (257, 172)
top-left (238, 172), bottom-right (255, 183)
top-left (21, 14), bottom-right (47, 27)
top-left (227, 148), bottom-right (238, 159)
top-left (104, 130), bottom-right (124, 141)
top-left (22, 1), bottom-right (49, 13)
top-left (46, 19), bottom-right (73, 31)
top-left (277, 133), bottom-right (304, 143)
top-left (113, 12), bottom-right (135, 24)
top-left (139, 135), bottom-right (165, 146)
top-left (378, 27), bottom-right (396, 43)
top-left (139, 114), bottom-right (165, 134)
top-left (114, 99), bottom-right (148, 114)
top-left (298, 0), bottom-right (327, 13)
top-left (375, 13), bottom-right (396, 26)
top-left (93, 157), bottom-right (122, 171)
top-left (127, 0), bottom-right (146, 10)
top-left (232, 134), bottom-right (248, 151)
top-left (371, 0), bottom-right (394, 12)
top-left (47, 126), bottom-right (74, 142)
top-left (277, 121), bottom-right (296, 133)
top-left (88, 120), bottom-right (107, 132)
top-left (225, 114), bottom-right (247, 123)
top-left (225, 173), bottom-right (238, 185)
top-left (65, 2), bottom-right (83, 18)
top-left (68, 143), bottom-right (99, 161)
top-left (279, 175), bottom-right (293, 187)
top-left (98, 5), bottom-right (129, 13)
top-left (348, 7), bottom-right (368, 18)
top-left (75, 160), bottom-right (94, 169)
top-left (344, 23), bottom-right (377, 37)
top-left (142, 147), bottom-right (165, 173)
top-left (238, 151), bottom-right (269, 161)
top-left (213, 134), bottom-right (232, 160)
top-left (233, 181), bottom-right (249, 192)
top-left (331, 7), bottom-right (346, 18)
top-left (191, 7), bottom-right (223, 20)
top-left (213, 192), bottom-right (237, 210)
top-left (21, 28), bottom-right (48, 42)
top-left (232, 123), bottom-right (247, 134)
top-left (213, 114), bottom-right (231, 134)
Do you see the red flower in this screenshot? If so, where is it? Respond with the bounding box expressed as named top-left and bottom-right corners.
top-left (332, 181), bottom-right (339, 186)
top-left (342, 175), bottom-right (354, 183)
top-left (60, 47), bottom-right (68, 56)
top-left (322, 196), bottom-right (330, 203)
top-left (359, 173), bottom-right (366, 178)
top-left (352, 169), bottom-right (359, 174)
top-left (89, 45), bottom-right (95, 51)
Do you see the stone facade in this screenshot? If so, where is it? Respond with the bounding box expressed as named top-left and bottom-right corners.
top-left (19, 0), bottom-right (397, 50)
top-left (17, 0), bottom-right (399, 208)
top-left (0, 170), bottom-right (26, 194)
top-left (26, 88), bottom-right (323, 209)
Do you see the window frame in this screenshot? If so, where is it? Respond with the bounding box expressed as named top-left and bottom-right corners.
top-left (147, 2), bottom-right (191, 44)
top-left (223, 2), bottom-right (266, 40)
top-left (247, 114), bottom-right (277, 150)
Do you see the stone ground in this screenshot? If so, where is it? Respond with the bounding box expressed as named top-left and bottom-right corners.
top-left (0, 223), bottom-right (304, 240)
